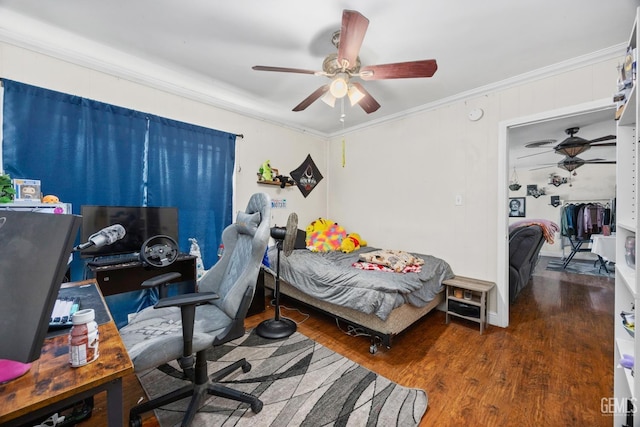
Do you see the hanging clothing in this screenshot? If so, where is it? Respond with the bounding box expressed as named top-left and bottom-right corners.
top-left (561, 202), bottom-right (607, 240)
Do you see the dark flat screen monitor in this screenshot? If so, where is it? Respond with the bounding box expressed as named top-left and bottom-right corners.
top-left (0, 210), bottom-right (81, 363)
top-left (80, 205), bottom-right (178, 258)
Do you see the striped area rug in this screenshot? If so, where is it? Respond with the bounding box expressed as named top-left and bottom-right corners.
top-left (138, 329), bottom-right (427, 426)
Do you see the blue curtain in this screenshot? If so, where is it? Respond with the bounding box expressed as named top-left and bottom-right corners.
top-left (146, 115), bottom-right (235, 268)
top-left (2, 79), bottom-right (236, 326)
top-left (2, 80), bottom-right (148, 207)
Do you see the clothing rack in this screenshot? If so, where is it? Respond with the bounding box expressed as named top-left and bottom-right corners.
top-left (559, 199), bottom-right (614, 268)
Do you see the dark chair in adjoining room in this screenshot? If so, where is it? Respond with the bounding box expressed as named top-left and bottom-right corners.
top-left (119, 192), bottom-right (271, 427)
top-left (509, 224), bottom-right (545, 303)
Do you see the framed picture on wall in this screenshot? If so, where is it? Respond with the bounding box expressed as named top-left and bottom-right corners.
top-left (526, 184), bottom-right (538, 197)
top-left (509, 197), bottom-right (526, 217)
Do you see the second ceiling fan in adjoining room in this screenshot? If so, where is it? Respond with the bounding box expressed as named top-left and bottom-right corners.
top-left (252, 9), bottom-right (438, 114)
top-left (523, 126), bottom-right (616, 158)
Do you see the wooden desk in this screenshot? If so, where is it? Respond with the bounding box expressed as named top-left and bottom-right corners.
top-left (90, 254), bottom-right (197, 296)
top-left (0, 281), bottom-right (133, 427)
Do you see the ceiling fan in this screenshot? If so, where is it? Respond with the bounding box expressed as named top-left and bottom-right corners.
top-left (530, 156), bottom-right (616, 173)
top-left (252, 9), bottom-right (438, 114)
top-left (520, 127), bottom-right (616, 160)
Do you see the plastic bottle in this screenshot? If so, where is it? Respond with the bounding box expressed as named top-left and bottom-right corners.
top-left (217, 243), bottom-right (224, 260)
top-left (69, 308), bottom-right (99, 367)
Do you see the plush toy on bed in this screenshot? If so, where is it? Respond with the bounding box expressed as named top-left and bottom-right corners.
top-left (305, 218), bottom-right (346, 252)
top-left (305, 217), bottom-right (333, 236)
top-left (340, 233), bottom-right (367, 253)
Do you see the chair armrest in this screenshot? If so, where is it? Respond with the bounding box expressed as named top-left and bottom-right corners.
top-left (155, 292), bottom-right (218, 309)
top-left (141, 272), bottom-right (183, 288)
top-left (154, 291), bottom-right (220, 360)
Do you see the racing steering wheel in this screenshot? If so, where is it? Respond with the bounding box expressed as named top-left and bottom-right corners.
top-left (140, 235), bottom-right (179, 267)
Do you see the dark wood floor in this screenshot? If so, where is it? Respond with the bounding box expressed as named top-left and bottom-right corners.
top-left (82, 256), bottom-right (614, 426)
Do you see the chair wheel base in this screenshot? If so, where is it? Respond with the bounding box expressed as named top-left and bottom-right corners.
top-left (252, 399), bottom-right (263, 413)
top-left (129, 415), bottom-right (142, 427)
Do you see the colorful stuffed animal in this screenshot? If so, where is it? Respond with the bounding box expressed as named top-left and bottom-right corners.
top-left (305, 217), bottom-right (333, 237)
top-left (307, 223), bottom-right (346, 252)
top-left (305, 218), bottom-right (347, 252)
top-left (340, 233), bottom-right (367, 253)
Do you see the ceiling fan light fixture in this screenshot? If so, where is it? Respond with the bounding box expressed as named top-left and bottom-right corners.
top-left (329, 73), bottom-right (349, 98)
top-left (557, 156), bottom-right (585, 172)
top-left (347, 84), bottom-right (365, 106)
top-left (321, 91), bottom-right (336, 107)
top-left (554, 127), bottom-right (591, 158)
top-left (554, 139), bottom-right (591, 158)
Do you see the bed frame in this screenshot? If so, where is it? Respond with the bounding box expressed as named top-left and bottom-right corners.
top-left (261, 269), bottom-right (445, 353)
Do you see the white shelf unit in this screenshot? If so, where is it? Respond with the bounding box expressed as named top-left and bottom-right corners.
top-left (615, 7), bottom-right (640, 426)
top-left (0, 201), bottom-right (72, 214)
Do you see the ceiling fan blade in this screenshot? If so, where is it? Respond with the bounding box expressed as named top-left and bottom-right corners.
top-left (589, 134), bottom-right (616, 143)
top-left (524, 139), bottom-right (556, 148)
top-left (360, 59), bottom-right (438, 80)
top-left (337, 10), bottom-right (369, 69)
top-left (292, 85), bottom-right (329, 112)
top-left (584, 160), bottom-right (616, 164)
top-left (529, 165), bottom-right (555, 171)
top-left (252, 65), bottom-right (318, 75)
top-left (590, 142), bottom-right (616, 147)
top-left (517, 149), bottom-right (554, 159)
top-left (351, 82), bottom-right (380, 113)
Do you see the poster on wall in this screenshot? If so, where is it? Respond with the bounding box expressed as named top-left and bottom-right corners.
top-left (290, 154), bottom-right (323, 198)
top-left (509, 197), bottom-right (526, 217)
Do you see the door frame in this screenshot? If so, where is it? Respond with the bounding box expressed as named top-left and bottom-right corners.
top-left (496, 97), bottom-right (615, 327)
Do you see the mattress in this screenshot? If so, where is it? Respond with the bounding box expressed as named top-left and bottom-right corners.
top-left (265, 246), bottom-right (454, 321)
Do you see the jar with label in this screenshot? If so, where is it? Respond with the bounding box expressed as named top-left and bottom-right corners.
top-left (69, 308), bottom-right (99, 367)
top-left (626, 235), bottom-right (636, 268)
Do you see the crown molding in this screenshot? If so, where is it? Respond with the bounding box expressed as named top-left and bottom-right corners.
top-left (0, 20), bottom-right (624, 141)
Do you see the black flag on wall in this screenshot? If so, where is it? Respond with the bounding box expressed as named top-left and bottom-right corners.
top-left (290, 154), bottom-right (323, 198)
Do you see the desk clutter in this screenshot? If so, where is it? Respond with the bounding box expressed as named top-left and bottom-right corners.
top-left (47, 284), bottom-right (111, 338)
top-left (49, 297), bottom-right (79, 328)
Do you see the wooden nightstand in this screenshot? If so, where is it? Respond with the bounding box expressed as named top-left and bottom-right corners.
top-left (443, 276), bottom-right (495, 334)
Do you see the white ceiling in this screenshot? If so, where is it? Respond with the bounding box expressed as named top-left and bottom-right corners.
top-left (0, 0), bottom-right (636, 140)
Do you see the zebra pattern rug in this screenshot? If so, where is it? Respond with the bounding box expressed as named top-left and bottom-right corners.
top-left (138, 329), bottom-right (428, 426)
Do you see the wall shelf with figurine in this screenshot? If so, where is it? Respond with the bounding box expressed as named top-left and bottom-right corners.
top-left (256, 162), bottom-right (295, 187)
top-left (256, 180), bottom-right (294, 187)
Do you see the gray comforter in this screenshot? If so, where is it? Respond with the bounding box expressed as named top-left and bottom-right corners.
top-left (265, 246), bottom-right (454, 321)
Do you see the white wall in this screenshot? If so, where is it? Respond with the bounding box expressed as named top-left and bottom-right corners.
top-left (0, 41), bottom-right (328, 235)
top-left (327, 57), bottom-right (620, 322)
top-left (0, 39), bottom-right (621, 326)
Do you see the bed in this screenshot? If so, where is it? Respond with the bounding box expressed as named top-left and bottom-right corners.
top-left (262, 245), bottom-right (454, 353)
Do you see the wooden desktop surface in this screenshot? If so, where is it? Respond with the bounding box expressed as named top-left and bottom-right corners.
top-left (0, 280), bottom-right (133, 425)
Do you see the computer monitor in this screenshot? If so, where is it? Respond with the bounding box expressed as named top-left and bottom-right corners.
top-left (0, 210), bottom-right (81, 364)
top-left (79, 205), bottom-right (179, 258)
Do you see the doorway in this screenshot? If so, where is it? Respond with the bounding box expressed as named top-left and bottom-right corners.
top-left (497, 98), bottom-right (616, 327)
